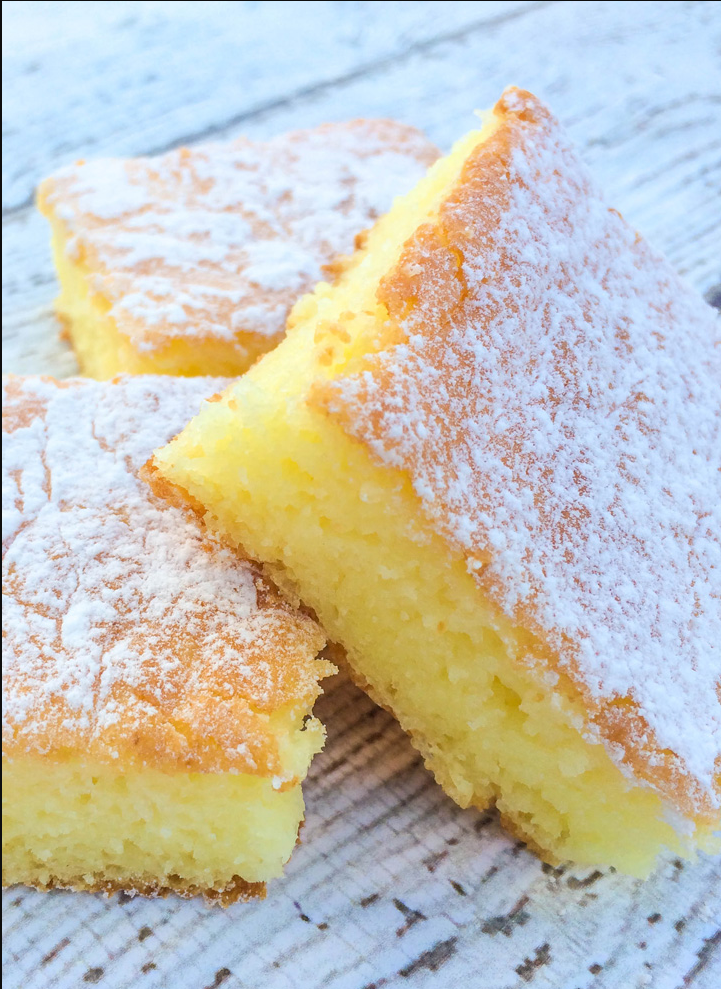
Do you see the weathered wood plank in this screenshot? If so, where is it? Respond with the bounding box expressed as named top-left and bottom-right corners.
top-left (1, 0), bottom-right (539, 211)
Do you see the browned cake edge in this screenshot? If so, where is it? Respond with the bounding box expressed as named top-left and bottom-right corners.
top-left (141, 451), bottom-right (215, 520)
top-left (3, 873), bottom-right (266, 908)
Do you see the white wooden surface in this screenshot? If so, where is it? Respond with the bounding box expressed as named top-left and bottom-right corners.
top-left (2, 3), bottom-right (720, 988)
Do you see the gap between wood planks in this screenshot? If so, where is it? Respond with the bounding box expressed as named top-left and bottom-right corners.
top-left (1, 0), bottom-right (554, 220)
top-left (131, 0), bottom-right (556, 160)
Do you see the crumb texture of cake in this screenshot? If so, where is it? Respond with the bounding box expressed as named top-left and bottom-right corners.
top-left (2, 375), bottom-right (332, 902)
top-left (151, 88), bottom-right (720, 875)
top-left (37, 121), bottom-right (438, 378)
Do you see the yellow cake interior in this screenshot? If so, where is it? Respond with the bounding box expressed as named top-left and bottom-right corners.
top-left (152, 113), bottom-right (717, 875)
top-left (3, 705), bottom-right (324, 896)
top-left (47, 228), bottom-right (271, 379)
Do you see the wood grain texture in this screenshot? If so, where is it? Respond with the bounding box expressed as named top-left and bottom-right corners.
top-left (2, 2), bottom-right (720, 988)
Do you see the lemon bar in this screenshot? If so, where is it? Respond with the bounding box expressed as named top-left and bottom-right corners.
top-left (2, 375), bottom-right (333, 903)
top-left (37, 121), bottom-right (438, 379)
top-left (150, 89), bottom-right (721, 874)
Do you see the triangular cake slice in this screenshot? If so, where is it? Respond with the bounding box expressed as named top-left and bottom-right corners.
top-left (149, 89), bottom-right (720, 874)
top-left (37, 121), bottom-right (438, 378)
top-left (2, 375), bottom-right (333, 903)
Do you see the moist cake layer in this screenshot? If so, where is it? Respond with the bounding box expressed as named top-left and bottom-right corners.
top-left (151, 89), bottom-right (720, 873)
top-left (37, 120), bottom-right (438, 378)
top-left (4, 760), bottom-right (301, 897)
top-left (2, 375), bottom-right (333, 901)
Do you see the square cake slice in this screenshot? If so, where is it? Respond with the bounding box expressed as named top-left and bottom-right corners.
top-left (2, 375), bottom-right (333, 904)
top-left (37, 120), bottom-right (438, 378)
top-left (150, 89), bottom-right (720, 874)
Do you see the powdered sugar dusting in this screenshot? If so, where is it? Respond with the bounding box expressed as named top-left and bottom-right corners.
top-left (2, 375), bottom-right (326, 773)
top-left (40, 122), bottom-right (438, 351)
top-left (322, 90), bottom-right (721, 809)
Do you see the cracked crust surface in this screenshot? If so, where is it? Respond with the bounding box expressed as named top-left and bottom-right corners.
top-left (37, 120), bottom-right (439, 367)
top-left (2, 374), bottom-right (331, 775)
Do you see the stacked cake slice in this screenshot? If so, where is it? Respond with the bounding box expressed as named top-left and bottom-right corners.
top-left (2, 375), bottom-right (333, 902)
top-left (38, 121), bottom-right (438, 378)
top-left (150, 89), bottom-right (720, 875)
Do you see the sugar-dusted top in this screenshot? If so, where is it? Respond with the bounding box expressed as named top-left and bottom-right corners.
top-left (2, 375), bottom-right (328, 774)
top-left (38, 121), bottom-right (438, 352)
top-left (317, 89), bottom-right (721, 816)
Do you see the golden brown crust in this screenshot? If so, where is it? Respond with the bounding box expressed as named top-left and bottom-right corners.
top-left (311, 89), bottom-right (720, 824)
top-left (3, 375), bottom-right (332, 775)
top-left (140, 456), bottom-right (211, 522)
top-left (3, 873), bottom-right (265, 908)
top-left (37, 121), bottom-right (439, 364)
